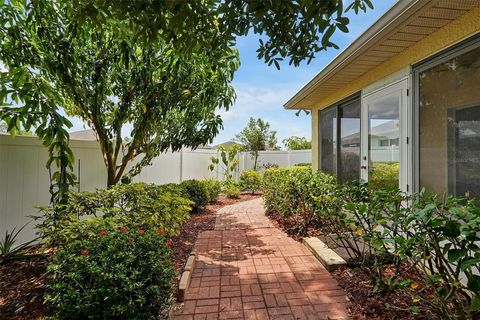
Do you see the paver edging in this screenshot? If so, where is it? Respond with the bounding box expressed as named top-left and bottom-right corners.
top-left (177, 250), bottom-right (197, 302)
top-left (303, 237), bottom-right (347, 272)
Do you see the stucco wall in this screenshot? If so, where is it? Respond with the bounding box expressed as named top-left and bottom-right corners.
top-left (311, 6), bottom-right (480, 171)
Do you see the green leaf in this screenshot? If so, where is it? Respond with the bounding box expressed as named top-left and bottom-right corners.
top-left (470, 296), bottom-right (480, 312)
top-left (443, 220), bottom-right (461, 237)
top-left (448, 248), bottom-right (466, 263)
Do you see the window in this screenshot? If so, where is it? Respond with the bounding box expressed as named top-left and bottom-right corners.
top-left (416, 38), bottom-right (480, 198)
top-left (319, 95), bottom-right (361, 183)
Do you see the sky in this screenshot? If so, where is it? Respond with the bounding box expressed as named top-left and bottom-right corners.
top-left (213, 0), bottom-right (397, 146)
top-left (64, 1), bottom-right (397, 147)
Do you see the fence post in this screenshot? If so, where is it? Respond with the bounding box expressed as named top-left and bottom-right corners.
top-left (216, 149), bottom-right (220, 181)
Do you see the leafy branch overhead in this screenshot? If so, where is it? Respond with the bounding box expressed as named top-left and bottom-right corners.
top-left (66, 0), bottom-right (374, 68)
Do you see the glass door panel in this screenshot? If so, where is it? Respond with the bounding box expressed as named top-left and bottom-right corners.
top-left (361, 80), bottom-right (408, 192)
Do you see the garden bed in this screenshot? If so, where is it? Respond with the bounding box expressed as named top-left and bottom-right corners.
top-left (333, 264), bottom-right (439, 320)
top-left (0, 193), bottom-right (261, 319)
top-left (0, 248), bottom-right (51, 320)
top-left (266, 209), bottom-right (322, 241)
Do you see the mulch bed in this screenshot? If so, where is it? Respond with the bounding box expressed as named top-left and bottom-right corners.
top-left (265, 210), bottom-right (322, 241)
top-left (0, 248), bottom-right (51, 320)
top-left (333, 264), bottom-right (439, 320)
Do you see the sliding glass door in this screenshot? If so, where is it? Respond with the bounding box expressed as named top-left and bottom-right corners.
top-left (361, 80), bottom-right (409, 191)
top-left (415, 40), bottom-right (480, 198)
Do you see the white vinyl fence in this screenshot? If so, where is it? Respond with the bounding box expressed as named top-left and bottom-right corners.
top-left (0, 135), bottom-right (311, 242)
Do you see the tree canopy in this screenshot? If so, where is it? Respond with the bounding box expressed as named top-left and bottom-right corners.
top-left (66, 0), bottom-right (374, 68)
top-left (0, 0), bottom-right (238, 188)
top-left (283, 136), bottom-right (312, 150)
top-left (235, 117), bottom-right (278, 170)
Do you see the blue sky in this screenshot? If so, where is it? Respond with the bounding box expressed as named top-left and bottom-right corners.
top-left (214, 0), bottom-right (396, 146)
top-left (66, 1), bottom-right (397, 146)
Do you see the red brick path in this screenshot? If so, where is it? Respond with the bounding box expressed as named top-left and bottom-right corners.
top-left (172, 198), bottom-right (349, 320)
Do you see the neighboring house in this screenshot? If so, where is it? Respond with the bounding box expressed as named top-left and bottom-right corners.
top-left (69, 129), bottom-right (98, 141)
top-left (213, 140), bottom-right (242, 149)
top-left (285, 0), bottom-right (480, 198)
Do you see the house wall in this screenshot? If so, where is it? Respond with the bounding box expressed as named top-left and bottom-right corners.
top-left (311, 6), bottom-right (480, 171)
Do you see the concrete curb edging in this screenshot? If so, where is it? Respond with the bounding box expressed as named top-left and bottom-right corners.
top-left (303, 237), bottom-right (346, 272)
top-left (177, 250), bottom-right (196, 302)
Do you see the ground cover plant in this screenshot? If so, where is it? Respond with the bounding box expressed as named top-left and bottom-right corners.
top-left (263, 166), bottom-right (480, 319)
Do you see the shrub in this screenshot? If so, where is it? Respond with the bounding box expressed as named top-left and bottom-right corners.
top-left (45, 223), bottom-right (176, 319)
top-left (203, 179), bottom-right (222, 203)
top-left (179, 179), bottom-right (209, 212)
top-left (35, 183), bottom-right (192, 247)
top-left (369, 162), bottom-right (399, 192)
top-left (224, 182), bottom-right (240, 199)
top-left (239, 170), bottom-right (262, 194)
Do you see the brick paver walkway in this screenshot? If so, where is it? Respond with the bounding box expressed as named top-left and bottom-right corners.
top-left (172, 198), bottom-right (349, 320)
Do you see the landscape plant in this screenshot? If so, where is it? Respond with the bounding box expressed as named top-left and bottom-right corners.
top-left (0, 224), bottom-right (37, 264)
top-left (35, 183), bottom-right (192, 247)
top-left (45, 224), bottom-right (176, 319)
top-left (208, 144), bottom-right (241, 183)
top-left (283, 136), bottom-right (311, 150)
top-left (235, 118), bottom-right (278, 170)
top-left (239, 170), bottom-right (262, 194)
top-left (203, 179), bottom-right (222, 203)
top-left (179, 180), bottom-right (210, 213)
top-left (224, 182), bottom-right (240, 199)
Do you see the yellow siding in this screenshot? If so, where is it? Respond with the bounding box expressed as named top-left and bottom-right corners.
top-left (312, 6), bottom-right (480, 111)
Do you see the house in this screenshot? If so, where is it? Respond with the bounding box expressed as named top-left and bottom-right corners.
top-left (285, 0), bottom-right (480, 198)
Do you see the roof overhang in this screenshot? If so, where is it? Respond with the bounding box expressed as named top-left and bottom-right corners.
top-left (284, 0), bottom-right (480, 110)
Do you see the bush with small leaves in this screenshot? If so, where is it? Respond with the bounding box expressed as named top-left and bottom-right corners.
top-left (45, 221), bottom-right (176, 319)
top-left (239, 170), bottom-right (262, 194)
top-left (179, 179), bottom-right (209, 213)
top-left (202, 179), bottom-right (222, 203)
top-left (224, 182), bottom-right (240, 199)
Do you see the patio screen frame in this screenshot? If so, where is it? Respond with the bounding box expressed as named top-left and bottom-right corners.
top-left (318, 93), bottom-right (361, 182)
top-left (412, 33), bottom-right (480, 194)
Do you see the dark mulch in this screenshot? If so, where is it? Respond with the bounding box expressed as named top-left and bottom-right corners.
top-left (265, 210), bottom-right (322, 241)
top-left (171, 193), bottom-right (262, 276)
top-left (333, 263), bottom-right (440, 320)
top-left (0, 248), bottom-right (51, 320)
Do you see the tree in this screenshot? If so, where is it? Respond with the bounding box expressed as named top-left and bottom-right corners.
top-left (235, 118), bottom-right (278, 170)
top-left (283, 136), bottom-right (312, 150)
top-left (208, 144), bottom-right (241, 182)
top-left (66, 0), bottom-right (374, 68)
top-left (0, 0), bottom-right (238, 187)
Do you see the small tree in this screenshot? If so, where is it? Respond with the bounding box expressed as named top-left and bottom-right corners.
top-left (208, 145), bottom-right (240, 182)
top-left (235, 118), bottom-right (278, 170)
top-left (283, 136), bottom-right (311, 150)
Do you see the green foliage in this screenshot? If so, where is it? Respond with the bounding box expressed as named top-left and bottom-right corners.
top-left (283, 136), bottom-right (311, 150)
top-left (0, 0), bottom-right (238, 188)
top-left (208, 145), bottom-right (241, 182)
top-left (179, 180), bottom-right (209, 213)
top-left (224, 182), bottom-right (240, 199)
top-left (45, 224), bottom-right (176, 319)
top-left (369, 162), bottom-right (399, 192)
top-left (67, 0), bottom-right (373, 68)
top-left (0, 224), bottom-right (37, 264)
top-left (203, 179), bottom-right (222, 203)
top-left (239, 170), bottom-right (262, 194)
top-left (264, 169), bottom-right (480, 319)
top-left (235, 117), bottom-right (278, 170)
top-left (35, 183), bottom-right (192, 247)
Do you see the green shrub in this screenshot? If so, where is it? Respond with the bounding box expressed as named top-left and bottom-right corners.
top-left (224, 182), bottom-right (240, 199)
top-left (369, 162), bottom-right (399, 192)
top-left (239, 170), bottom-right (262, 194)
top-left (45, 222), bottom-right (176, 319)
top-left (179, 179), bottom-right (209, 212)
top-left (203, 179), bottom-right (222, 203)
top-left (35, 183), bottom-right (192, 247)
